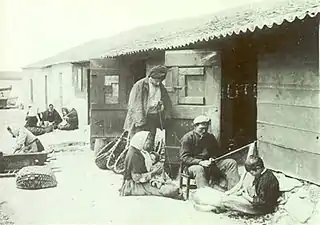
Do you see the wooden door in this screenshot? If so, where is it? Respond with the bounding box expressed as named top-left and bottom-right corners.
top-left (164, 50), bottom-right (221, 177)
top-left (90, 58), bottom-right (127, 143)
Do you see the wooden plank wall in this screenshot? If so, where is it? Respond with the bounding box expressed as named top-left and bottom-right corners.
top-left (257, 30), bottom-right (320, 183)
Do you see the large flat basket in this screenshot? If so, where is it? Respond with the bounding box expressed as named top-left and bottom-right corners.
top-left (3, 152), bottom-right (48, 171)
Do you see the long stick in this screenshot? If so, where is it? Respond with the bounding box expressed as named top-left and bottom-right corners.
top-left (210, 141), bottom-right (256, 163)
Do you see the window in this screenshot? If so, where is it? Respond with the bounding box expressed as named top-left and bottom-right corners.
top-left (30, 79), bottom-right (34, 102)
top-left (177, 67), bottom-right (205, 105)
top-left (77, 68), bottom-right (83, 91)
top-left (104, 75), bottom-right (119, 104)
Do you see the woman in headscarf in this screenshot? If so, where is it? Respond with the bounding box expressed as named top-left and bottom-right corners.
top-left (119, 131), bottom-right (180, 199)
top-left (7, 124), bottom-right (45, 154)
top-left (25, 105), bottom-right (52, 136)
top-left (57, 107), bottom-right (79, 130)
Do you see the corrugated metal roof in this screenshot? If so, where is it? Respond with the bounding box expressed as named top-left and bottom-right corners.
top-left (24, 0), bottom-right (319, 69)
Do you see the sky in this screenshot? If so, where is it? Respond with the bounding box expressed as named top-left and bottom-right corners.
top-left (0, 0), bottom-right (261, 71)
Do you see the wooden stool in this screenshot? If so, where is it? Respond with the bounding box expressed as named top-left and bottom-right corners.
top-left (179, 162), bottom-right (197, 200)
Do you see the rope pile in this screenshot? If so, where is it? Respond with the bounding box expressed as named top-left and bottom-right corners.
top-left (94, 130), bottom-right (165, 174)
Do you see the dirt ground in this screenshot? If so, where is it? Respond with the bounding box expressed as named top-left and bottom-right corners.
top-left (0, 109), bottom-right (242, 225)
top-left (0, 142), bottom-right (244, 225)
top-left (0, 109), bottom-right (316, 225)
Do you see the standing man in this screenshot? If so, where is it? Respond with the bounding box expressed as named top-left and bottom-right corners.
top-left (123, 65), bottom-right (172, 145)
top-left (180, 115), bottom-right (240, 191)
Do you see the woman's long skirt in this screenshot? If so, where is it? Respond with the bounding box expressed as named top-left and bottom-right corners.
top-left (120, 179), bottom-right (180, 199)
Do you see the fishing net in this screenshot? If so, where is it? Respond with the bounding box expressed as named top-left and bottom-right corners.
top-left (106, 132), bottom-right (129, 170)
top-left (16, 165), bottom-right (57, 190)
top-left (113, 147), bottom-right (129, 174)
top-left (94, 131), bottom-right (129, 170)
top-left (94, 139), bottom-right (116, 169)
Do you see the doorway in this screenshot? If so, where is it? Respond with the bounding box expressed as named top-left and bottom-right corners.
top-left (29, 79), bottom-right (34, 103)
top-left (130, 59), bottom-right (146, 82)
top-left (87, 69), bottom-right (91, 125)
top-left (220, 37), bottom-right (257, 153)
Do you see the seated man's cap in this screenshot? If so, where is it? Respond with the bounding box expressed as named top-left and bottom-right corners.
top-left (193, 115), bottom-right (211, 125)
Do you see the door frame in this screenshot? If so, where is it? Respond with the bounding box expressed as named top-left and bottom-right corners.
top-left (87, 69), bottom-right (91, 125)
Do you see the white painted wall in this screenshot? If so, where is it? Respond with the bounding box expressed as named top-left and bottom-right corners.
top-left (22, 63), bottom-right (88, 127)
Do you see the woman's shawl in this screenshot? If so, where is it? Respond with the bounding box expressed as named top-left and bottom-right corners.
top-left (130, 131), bottom-right (153, 171)
top-left (123, 147), bottom-right (148, 181)
top-left (65, 108), bottom-right (79, 127)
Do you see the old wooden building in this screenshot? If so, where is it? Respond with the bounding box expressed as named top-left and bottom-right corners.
top-left (22, 0), bottom-right (319, 183)
top-left (89, 0), bottom-right (320, 182)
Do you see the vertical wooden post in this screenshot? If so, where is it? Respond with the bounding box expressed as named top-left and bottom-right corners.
top-left (318, 17), bottom-right (320, 95)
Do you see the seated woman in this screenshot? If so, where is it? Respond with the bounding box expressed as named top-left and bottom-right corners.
top-left (7, 125), bottom-right (45, 154)
top-left (119, 131), bottom-right (180, 199)
top-left (25, 107), bottom-right (53, 136)
top-left (57, 107), bottom-right (79, 131)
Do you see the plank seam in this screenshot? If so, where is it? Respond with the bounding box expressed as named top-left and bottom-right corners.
top-left (258, 140), bottom-right (320, 156)
top-left (257, 120), bottom-right (320, 134)
top-left (257, 102), bottom-right (320, 109)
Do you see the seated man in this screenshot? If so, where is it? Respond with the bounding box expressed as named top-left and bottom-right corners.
top-left (58, 107), bottom-right (79, 130)
top-left (7, 125), bottom-right (45, 154)
top-left (180, 115), bottom-right (240, 190)
top-left (40, 104), bottom-right (62, 129)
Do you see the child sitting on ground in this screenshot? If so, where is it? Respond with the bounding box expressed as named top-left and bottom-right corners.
top-left (194, 155), bottom-right (281, 215)
top-left (221, 155), bottom-right (280, 215)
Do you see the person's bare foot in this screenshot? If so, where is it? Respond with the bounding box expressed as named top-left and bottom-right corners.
top-left (194, 203), bottom-right (216, 212)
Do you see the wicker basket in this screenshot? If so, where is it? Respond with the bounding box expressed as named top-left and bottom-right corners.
top-left (94, 131), bottom-right (128, 170)
top-left (94, 139), bottom-right (116, 169)
top-left (16, 166), bottom-right (57, 190)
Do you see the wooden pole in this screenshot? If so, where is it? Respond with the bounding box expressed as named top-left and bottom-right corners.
top-left (210, 141), bottom-right (256, 162)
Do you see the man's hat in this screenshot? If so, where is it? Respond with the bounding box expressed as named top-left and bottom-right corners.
top-left (148, 65), bottom-right (168, 79)
top-left (193, 115), bottom-right (211, 125)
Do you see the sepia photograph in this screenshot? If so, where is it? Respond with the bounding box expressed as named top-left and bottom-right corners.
top-left (0, 0), bottom-right (319, 224)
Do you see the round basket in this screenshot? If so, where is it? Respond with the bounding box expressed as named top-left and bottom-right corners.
top-left (16, 166), bottom-right (57, 190)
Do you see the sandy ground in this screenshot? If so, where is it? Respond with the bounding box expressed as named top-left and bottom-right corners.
top-left (0, 109), bottom-right (310, 225)
top-left (0, 109), bottom-right (245, 225)
top-left (0, 147), bottom-right (246, 225)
